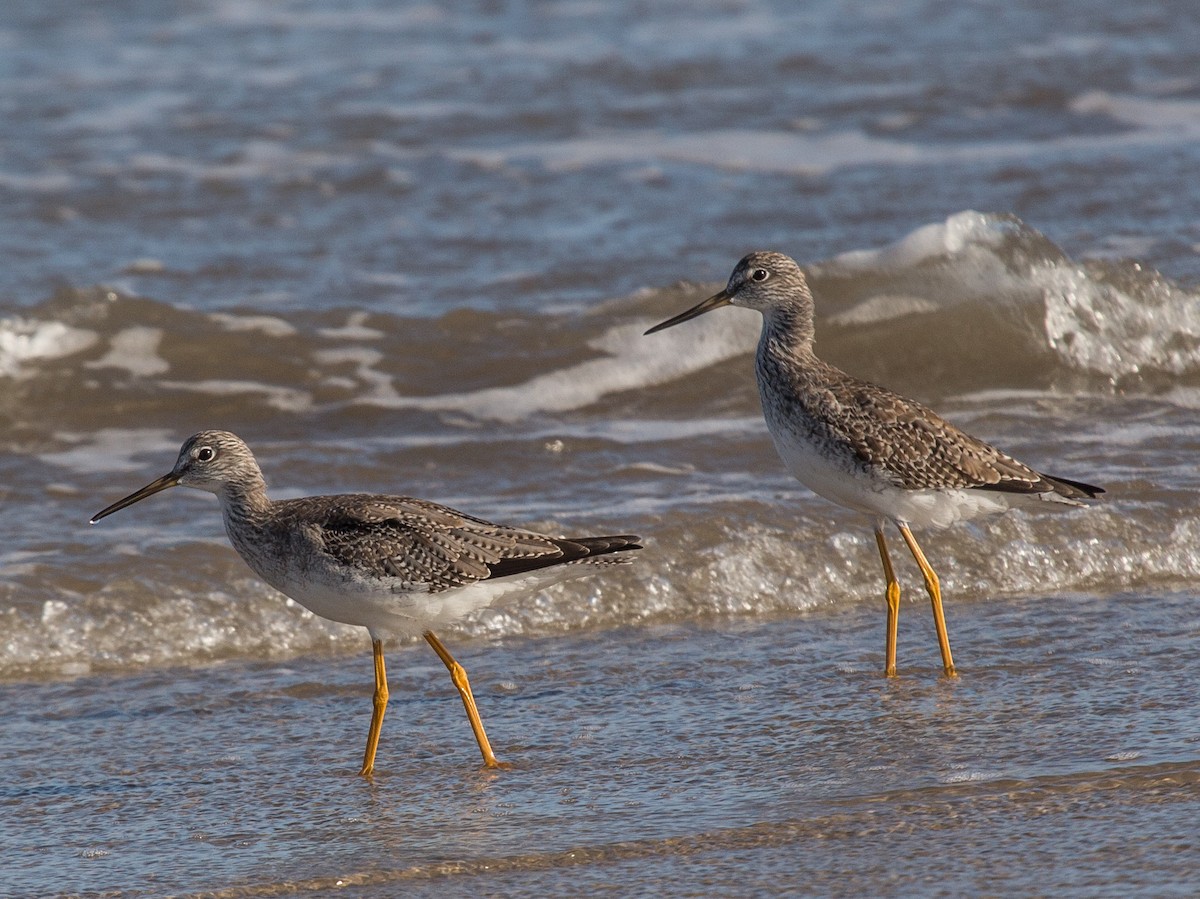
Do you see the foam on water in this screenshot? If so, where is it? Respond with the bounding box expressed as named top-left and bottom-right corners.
top-left (818, 211), bottom-right (1200, 382)
top-left (4, 443), bottom-right (1194, 682)
top-left (39, 428), bottom-right (179, 474)
top-left (128, 140), bottom-right (349, 183)
top-left (360, 315), bottom-right (759, 421)
top-left (210, 312), bottom-right (299, 338)
top-left (1039, 259), bottom-right (1200, 379)
top-left (0, 212), bottom-right (1194, 453)
top-left (826, 210), bottom-right (1013, 272)
top-left (1, 575), bottom-right (361, 680)
top-left (447, 88), bottom-right (1200, 178)
top-left (316, 311), bottom-right (387, 341)
top-left (156, 378), bottom-right (314, 412)
top-left (449, 129), bottom-right (924, 177)
top-left (0, 317), bottom-right (98, 378)
top-left (1069, 91), bottom-right (1200, 133)
top-left (338, 101), bottom-right (493, 122)
top-left (314, 346), bottom-right (402, 403)
top-left (84, 326), bottom-right (169, 376)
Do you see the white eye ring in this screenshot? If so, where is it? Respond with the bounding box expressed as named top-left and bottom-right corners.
top-left (196, 447), bottom-right (216, 462)
top-left (750, 268), bottom-right (770, 282)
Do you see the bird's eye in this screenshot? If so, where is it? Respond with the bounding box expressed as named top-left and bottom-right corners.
top-left (750, 268), bottom-right (770, 282)
top-left (196, 446), bottom-right (216, 463)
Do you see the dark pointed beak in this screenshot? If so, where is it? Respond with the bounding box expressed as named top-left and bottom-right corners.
top-left (644, 289), bottom-right (733, 335)
top-left (90, 473), bottom-right (180, 524)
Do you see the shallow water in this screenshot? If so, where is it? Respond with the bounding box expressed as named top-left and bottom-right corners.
top-left (3, 0), bottom-right (1200, 895)
top-left (8, 596), bottom-right (1200, 897)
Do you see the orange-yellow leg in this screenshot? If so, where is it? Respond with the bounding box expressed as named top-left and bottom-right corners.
top-left (423, 630), bottom-right (504, 768)
top-left (874, 527), bottom-right (901, 678)
top-left (359, 637), bottom-right (389, 777)
top-left (897, 524), bottom-right (957, 678)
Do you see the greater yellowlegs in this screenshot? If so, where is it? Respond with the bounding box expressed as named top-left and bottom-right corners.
top-left (646, 251), bottom-right (1102, 677)
top-left (91, 430), bottom-right (641, 775)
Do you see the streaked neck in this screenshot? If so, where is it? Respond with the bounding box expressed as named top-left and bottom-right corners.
top-left (216, 475), bottom-right (272, 524)
top-left (759, 300), bottom-right (816, 362)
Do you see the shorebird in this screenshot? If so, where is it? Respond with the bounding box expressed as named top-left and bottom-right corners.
top-left (91, 430), bottom-right (641, 775)
top-left (646, 251), bottom-right (1102, 677)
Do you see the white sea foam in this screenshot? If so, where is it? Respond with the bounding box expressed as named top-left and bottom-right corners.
top-left (6, 500), bottom-right (1197, 678)
top-left (39, 428), bottom-right (179, 473)
top-left (359, 313), bottom-right (760, 421)
top-left (337, 100), bottom-right (490, 121)
top-left (351, 270), bottom-right (413, 290)
top-left (448, 92), bottom-right (1200, 176)
top-left (1038, 259), bottom-right (1200, 378)
top-left (314, 345), bottom-right (400, 402)
top-left (449, 128), bottom-right (923, 177)
top-left (156, 378), bottom-right (313, 412)
top-left (1069, 91), bottom-right (1200, 133)
top-left (85, 327), bottom-right (170, 376)
top-left (825, 210), bottom-right (1011, 271)
top-left (827, 295), bottom-right (940, 326)
top-left (210, 312), bottom-right (298, 337)
top-left (129, 140), bottom-right (347, 182)
top-left (121, 258), bottom-right (167, 274)
top-left (208, 1), bottom-right (447, 31)
top-left (819, 210), bottom-right (1200, 380)
top-left (0, 317), bottom-right (98, 377)
top-left (317, 311), bottom-right (386, 340)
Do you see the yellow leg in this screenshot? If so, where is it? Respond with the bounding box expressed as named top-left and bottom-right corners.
top-left (359, 637), bottom-right (389, 777)
top-left (424, 630), bottom-right (504, 768)
top-left (897, 524), bottom-right (957, 678)
top-left (874, 527), bottom-right (901, 678)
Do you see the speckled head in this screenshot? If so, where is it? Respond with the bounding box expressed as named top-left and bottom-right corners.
top-left (644, 251), bottom-right (814, 336)
top-left (168, 430), bottom-right (264, 493)
top-left (90, 429), bottom-right (266, 523)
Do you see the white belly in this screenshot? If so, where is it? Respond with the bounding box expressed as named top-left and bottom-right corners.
top-left (767, 423), bottom-right (1012, 530)
top-left (277, 572), bottom-right (531, 639)
top-left (239, 543), bottom-right (599, 641)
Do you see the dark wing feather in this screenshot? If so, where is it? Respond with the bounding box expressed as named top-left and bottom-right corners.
top-left (486, 535), bottom-right (643, 579)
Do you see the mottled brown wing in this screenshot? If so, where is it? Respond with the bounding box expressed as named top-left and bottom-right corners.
top-left (281, 494), bottom-right (569, 591)
top-left (281, 494), bottom-right (641, 592)
top-left (820, 371), bottom-right (1052, 492)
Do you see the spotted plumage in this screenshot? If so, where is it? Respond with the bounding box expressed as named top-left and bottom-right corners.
top-left (759, 342), bottom-right (1098, 498)
top-left (257, 493), bottom-right (631, 593)
top-left (647, 250), bottom-right (1101, 677)
top-left (91, 429), bottom-right (641, 775)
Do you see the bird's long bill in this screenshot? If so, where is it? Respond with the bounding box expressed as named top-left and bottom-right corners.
top-left (644, 289), bottom-right (732, 335)
top-left (90, 473), bottom-right (180, 523)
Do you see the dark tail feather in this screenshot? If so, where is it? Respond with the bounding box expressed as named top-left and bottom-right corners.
top-left (559, 535), bottom-right (644, 557)
top-left (1043, 474), bottom-right (1105, 500)
top-left (486, 535), bottom-right (642, 579)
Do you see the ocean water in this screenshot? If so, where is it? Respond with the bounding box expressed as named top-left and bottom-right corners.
top-left (3, 0), bottom-right (1200, 895)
